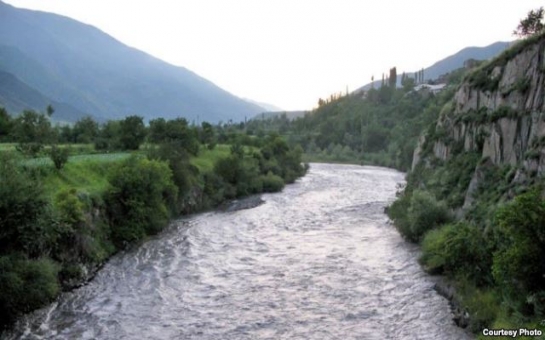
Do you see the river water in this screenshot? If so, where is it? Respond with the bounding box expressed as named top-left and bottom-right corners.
top-left (4, 163), bottom-right (471, 340)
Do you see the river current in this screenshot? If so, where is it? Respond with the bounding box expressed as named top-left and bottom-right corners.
top-left (4, 163), bottom-right (471, 340)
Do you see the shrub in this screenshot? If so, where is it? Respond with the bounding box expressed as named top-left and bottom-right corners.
top-left (202, 171), bottom-right (228, 206)
top-left (457, 280), bottom-right (501, 333)
top-left (0, 154), bottom-right (53, 257)
top-left (213, 154), bottom-right (261, 197)
top-left (406, 190), bottom-right (451, 242)
top-left (260, 172), bottom-right (285, 192)
top-left (54, 189), bottom-right (84, 225)
top-left (148, 142), bottom-right (200, 206)
top-left (386, 190), bottom-right (412, 236)
top-left (214, 155), bottom-right (240, 186)
top-left (420, 222), bottom-right (492, 283)
top-left (492, 189), bottom-right (545, 316)
top-left (105, 156), bottom-right (177, 248)
top-left (49, 145), bottom-right (70, 170)
top-left (0, 255), bottom-right (60, 329)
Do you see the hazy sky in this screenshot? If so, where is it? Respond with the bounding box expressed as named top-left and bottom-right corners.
top-left (3, 0), bottom-right (544, 110)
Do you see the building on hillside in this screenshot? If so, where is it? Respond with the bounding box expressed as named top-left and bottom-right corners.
top-left (413, 83), bottom-right (446, 95)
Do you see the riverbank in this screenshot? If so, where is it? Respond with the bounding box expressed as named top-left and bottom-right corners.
top-left (0, 137), bottom-right (308, 331)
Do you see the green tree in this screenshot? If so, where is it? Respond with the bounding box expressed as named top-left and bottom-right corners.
top-left (95, 120), bottom-right (121, 150)
top-left (49, 145), bottom-right (70, 170)
top-left (0, 154), bottom-right (53, 256)
top-left (73, 116), bottom-right (99, 144)
top-left (0, 107), bottom-right (12, 141)
top-left (57, 124), bottom-right (75, 143)
top-left (119, 115), bottom-right (146, 150)
top-left (11, 109), bottom-right (54, 156)
top-left (514, 7), bottom-right (544, 37)
top-left (149, 118), bottom-right (199, 155)
top-left (200, 121), bottom-right (216, 149)
top-left (148, 118), bottom-right (167, 144)
top-left (389, 67), bottom-right (397, 88)
top-left (105, 156), bottom-right (177, 247)
top-left (401, 75), bottom-right (416, 92)
top-left (148, 142), bottom-right (199, 207)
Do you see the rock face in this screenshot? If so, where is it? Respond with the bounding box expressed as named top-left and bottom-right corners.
top-left (412, 35), bottom-right (545, 207)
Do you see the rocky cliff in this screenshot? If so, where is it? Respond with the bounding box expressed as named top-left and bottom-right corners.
top-left (412, 33), bottom-right (545, 210)
top-left (389, 33), bottom-right (545, 333)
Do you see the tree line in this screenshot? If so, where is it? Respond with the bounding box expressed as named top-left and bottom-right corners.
top-left (242, 66), bottom-right (465, 171)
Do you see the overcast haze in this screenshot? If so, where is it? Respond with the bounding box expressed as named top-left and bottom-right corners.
top-left (3, 0), bottom-right (543, 110)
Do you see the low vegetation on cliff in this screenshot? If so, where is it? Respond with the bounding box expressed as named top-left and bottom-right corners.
top-left (388, 27), bottom-right (545, 334)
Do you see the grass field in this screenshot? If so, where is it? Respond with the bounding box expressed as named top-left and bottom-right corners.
top-left (24, 152), bottom-right (132, 167)
top-left (35, 154), bottom-right (131, 199)
top-left (190, 145), bottom-right (230, 172)
top-left (0, 143), bottom-right (17, 151)
top-left (42, 159), bottom-right (120, 199)
top-left (0, 143), bottom-right (96, 154)
top-left (0, 142), bottom-right (233, 200)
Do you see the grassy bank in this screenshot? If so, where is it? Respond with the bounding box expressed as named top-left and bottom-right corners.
top-left (0, 137), bottom-right (307, 330)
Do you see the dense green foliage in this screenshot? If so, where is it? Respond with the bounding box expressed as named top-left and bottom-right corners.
top-left (402, 190), bottom-right (451, 242)
top-left (243, 70), bottom-right (463, 171)
top-left (49, 145), bottom-right (69, 170)
top-left (385, 27), bottom-right (545, 333)
top-left (387, 73), bottom-right (545, 337)
top-left (493, 190), bottom-right (545, 316)
top-left (389, 145), bottom-right (545, 331)
top-left (0, 109), bottom-right (307, 330)
top-left (105, 157), bottom-right (177, 247)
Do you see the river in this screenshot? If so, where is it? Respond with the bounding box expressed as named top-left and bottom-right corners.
top-left (3, 163), bottom-right (471, 340)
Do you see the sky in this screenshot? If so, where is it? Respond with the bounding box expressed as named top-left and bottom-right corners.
top-left (3, 0), bottom-right (544, 111)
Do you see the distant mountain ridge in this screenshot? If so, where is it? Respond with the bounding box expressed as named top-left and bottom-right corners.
top-left (0, 1), bottom-right (265, 122)
top-left (243, 98), bottom-right (283, 112)
top-left (355, 41), bottom-right (511, 92)
top-left (0, 70), bottom-right (87, 121)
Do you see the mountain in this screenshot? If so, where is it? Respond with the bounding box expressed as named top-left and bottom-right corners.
top-left (243, 98), bottom-right (283, 112)
top-left (0, 70), bottom-right (87, 122)
top-left (0, 1), bottom-right (264, 123)
top-left (354, 41), bottom-right (511, 92)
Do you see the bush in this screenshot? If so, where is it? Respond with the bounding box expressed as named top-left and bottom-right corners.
top-left (49, 145), bottom-right (70, 170)
top-left (492, 189), bottom-right (545, 316)
top-left (213, 154), bottom-right (262, 197)
top-left (406, 190), bottom-right (451, 242)
top-left (260, 172), bottom-right (285, 192)
top-left (457, 280), bottom-right (501, 333)
top-left (54, 189), bottom-right (84, 225)
top-left (420, 222), bottom-right (492, 283)
top-left (105, 156), bottom-right (177, 248)
top-left (0, 154), bottom-right (53, 257)
top-left (202, 171), bottom-right (229, 206)
top-left (386, 190), bottom-right (412, 236)
top-left (0, 255), bottom-right (60, 329)
top-left (148, 142), bottom-right (200, 207)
